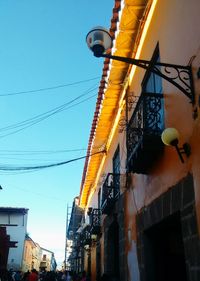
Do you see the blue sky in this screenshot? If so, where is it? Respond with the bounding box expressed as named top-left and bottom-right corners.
top-left (0, 0), bottom-right (114, 265)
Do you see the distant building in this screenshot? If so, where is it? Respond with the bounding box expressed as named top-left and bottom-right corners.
top-left (34, 243), bottom-right (42, 271)
top-left (40, 248), bottom-right (57, 271)
top-left (67, 197), bottom-right (84, 272)
top-left (22, 235), bottom-right (42, 272)
top-left (0, 207), bottom-right (28, 270)
top-left (22, 237), bottom-right (57, 272)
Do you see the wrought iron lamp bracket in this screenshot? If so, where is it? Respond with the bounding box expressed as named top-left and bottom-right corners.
top-left (101, 54), bottom-right (195, 104)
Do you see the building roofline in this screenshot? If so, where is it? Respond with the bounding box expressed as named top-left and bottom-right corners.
top-left (41, 247), bottom-right (54, 255)
top-left (79, 0), bottom-right (150, 208)
top-left (0, 207), bottom-right (29, 214)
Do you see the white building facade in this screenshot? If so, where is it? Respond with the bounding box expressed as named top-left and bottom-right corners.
top-left (40, 248), bottom-right (57, 271)
top-left (0, 207), bottom-right (28, 270)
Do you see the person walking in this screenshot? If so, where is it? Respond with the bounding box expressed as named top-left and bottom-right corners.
top-left (28, 270), bottom-right (38, 281)
top-left (80, 271), bottom-right (86, 281)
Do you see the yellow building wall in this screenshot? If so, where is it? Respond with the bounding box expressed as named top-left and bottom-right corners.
top-left (124, 0), bottom-right (200, 280)
top-left (83, 1), bottom-right (200, 280)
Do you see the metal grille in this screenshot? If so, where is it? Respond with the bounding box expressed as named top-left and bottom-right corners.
top-left (127, 93), bottom-right (163, 163)
top-left (101, 173), bottom-right (120, 213)
top-left (101, 173), bottom-right (120, 210)
top-left (89, 208), bottom-right (101, 229)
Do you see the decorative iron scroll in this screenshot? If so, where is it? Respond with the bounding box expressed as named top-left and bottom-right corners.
top-left (82, 225), bottom-right (91, 246)
top-left (102, 54), bottom-right (195, 104)
top-left (119, 92), bottom-right (140, 133)
top-left (90, 208), bottom-right (101, 229)
top-left (127, 93), bottom-right (163, 162)
top-left (152, 62), bottom-right (194, 103)
top-left (127, 92), bottom-right (140, 112)
top-left (74, 234), bottom-right (82, 249)
top-left (119, 117), bottom-right (126, 133)
top-left (101, 173), bottom-right (120, 207)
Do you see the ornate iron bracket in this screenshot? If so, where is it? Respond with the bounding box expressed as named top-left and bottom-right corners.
top-left (119, 93), bottom-right (140, 133)
top-left (102, 54), bottom-right (195, 104)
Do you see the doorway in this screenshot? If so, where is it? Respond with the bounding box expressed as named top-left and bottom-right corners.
top-left (144, 212), bottom-right (187, 281)
top-left (107, 220), bottom-right (120, 279)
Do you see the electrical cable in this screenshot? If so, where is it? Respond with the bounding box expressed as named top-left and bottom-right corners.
top-left (0, 76), bottom-right (100, 97)
top-left (0, 150), bottom-right (106, 172)
top-left (0, 85), bottom-right (97, 133)
top-left (0, 85), bottom-right (98, 138)
top-left (7, 184), bottom-right (67, 202)
top-left (0, 92), bottom-right (97, 139)
top-left (0, 148), bottom-right (87, 155)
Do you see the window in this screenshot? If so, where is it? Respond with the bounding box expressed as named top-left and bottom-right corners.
top-left (98, 188), bottom-right (101, 210)
top-left (113, 146), bottom-right (120, 175)
top-left (142, 44), bottom-right (164, 131)
top-left (126, 44), bottom-right (165, 173)
top-left (113, 146), bottom-right (120, 194)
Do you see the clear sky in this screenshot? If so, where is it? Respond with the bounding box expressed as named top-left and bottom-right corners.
top-left (0, 0), bottom-right (114, 266)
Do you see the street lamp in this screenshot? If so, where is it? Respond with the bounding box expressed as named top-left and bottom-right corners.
top-left (86, 26), bottom-right (195, 104)
top-left (161, 128), bottom-right (191, 163)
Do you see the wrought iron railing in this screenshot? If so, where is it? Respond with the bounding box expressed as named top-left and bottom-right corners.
top-left (127, 92), bottom-right (164, 173)
top-left (82, 225), bottom-right (91, 246)
top-left (89, 208), bottom-right (101, 235)
top-left (74, 233), bottom-right (82, 248)
top-left (101, 173), bottom-right (120, 214)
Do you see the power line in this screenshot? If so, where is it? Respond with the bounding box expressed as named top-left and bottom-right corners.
top-left (0, 86), bottom-right (98, 138)
top-left (0, 93), bottom-right (97, 139)
top-left (0, 77), bottom-right (100, 97)
top-left (0, 148), bottom-right (87, 155)
top-left (6, 184), bottom-right (68, 202)
top-left (0, 150), bottom-right (106, 173)
top-left (0, 86), bottom-right (97, 133)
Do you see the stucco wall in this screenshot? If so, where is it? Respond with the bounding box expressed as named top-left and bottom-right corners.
top-left (85, 1), bottom-right (200, 280)
top-left (125, 0), bottom-right (200, 280)
top-left (126, 0), bottom-right (200, 224)
top-left (0, 212), bottom-right (28, 270)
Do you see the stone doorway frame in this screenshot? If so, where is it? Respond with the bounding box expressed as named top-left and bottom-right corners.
top-left (136, 174), bottom-right (200, 281)
top-left (103, 193), bottom-right (127, 281)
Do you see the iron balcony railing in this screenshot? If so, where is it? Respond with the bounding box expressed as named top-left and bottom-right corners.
top-left (101, 173), bottom-right (120, 215)
top-left (89, 208), bottom-right (101, 235)
top-left (74, 234), bottom-right (82, 249)
top-left (127, 92), bottom-right (164, 174)
top-left (82, 225), bottom-right (91, 246)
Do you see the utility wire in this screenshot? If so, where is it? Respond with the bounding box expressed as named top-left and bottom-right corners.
top-left (0, 83), bottom-right (98, 138)
top-left (0, 85), bottom-right (97, 133)
top-left (0, 150), bottom-right (106, 172)
top-left (0, 148), bottom-right (87, 155)
top-left (0, 92), bottom-right (97, 139)
top-left (0, 146), bottom-right (102, 155)
top-left (7, 184), bottom-right (67, 202)
top-left (0, 77), bottom-right (100, 96)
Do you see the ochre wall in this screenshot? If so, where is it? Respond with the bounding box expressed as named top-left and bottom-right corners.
top-left (86, 1), bottom-right (200, 280)
top-left (124, 0), bottom-right (200, 280)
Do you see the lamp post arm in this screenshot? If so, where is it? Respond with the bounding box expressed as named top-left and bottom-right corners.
top-left (101, 53), bottom-right (194, 104)
top-left (174, 144), bottom-right (185, 163)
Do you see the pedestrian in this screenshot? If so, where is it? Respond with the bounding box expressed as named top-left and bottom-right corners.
top-left (80, 271), bottom-right (86, 281)
top-left (100, 274), bottom-right (110, 281)
top-left (22, 271), bottom-right (30, 281)
top-left (66, 271), bottom-right (71, 281)
top-left (28, 270), bottom-right (38, 281)
top-left (61, 271), bottom-right (66, 281)
top-left (14, 271), bottom-right (22, 281)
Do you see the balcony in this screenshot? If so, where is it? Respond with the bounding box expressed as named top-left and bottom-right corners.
top-left (82, 225), bottom-right (91, 246)
top-left (127, 92), bottom-right (164, 174)
top-left (73, 233), bottom-right (82, 249)
top-left (101, 173), bottom-right (120, 215)
top-left (40, 261), bottom-right (47, 268)
top-left (88, 208), bottom-right (101, 235)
